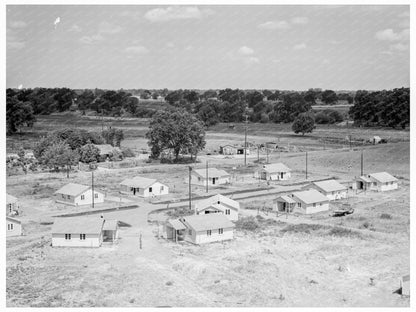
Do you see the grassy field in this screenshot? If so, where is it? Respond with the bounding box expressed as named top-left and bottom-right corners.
top-left (6, 112), bottom-right (410, 307)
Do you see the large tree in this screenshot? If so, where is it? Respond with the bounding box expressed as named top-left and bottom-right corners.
top-left (41, 141), bottom-right (79, 177)
top-left (321, 90), bottom-right (338, 105)
top-left (6, 96), bottom-right (36, 134)
top-left (292, 112), bottom-right (316, 136)
top-left (146, 109), bottom-right (206, 161)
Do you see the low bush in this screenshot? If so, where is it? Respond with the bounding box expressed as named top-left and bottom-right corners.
top-left (121, 147), bottom-right (135, 158)
top-left (235, 216), bottom-right (260, 231)
top-left (380, 213), bottom-right (392, 219)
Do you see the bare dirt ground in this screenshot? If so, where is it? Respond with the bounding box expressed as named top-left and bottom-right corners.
top-left (6, 117), bottom-right (410, 307)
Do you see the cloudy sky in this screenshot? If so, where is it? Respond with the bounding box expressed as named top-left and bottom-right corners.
top-left (6, 5), bottom-right (410, 90)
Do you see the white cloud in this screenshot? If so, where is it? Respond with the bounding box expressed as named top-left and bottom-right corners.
top-left (125, 46), bottom-right (149, 54)
top-left (291, 17), bottom-right (309, 25)
top-left (144, 6), bottom-right (208, 22)
top-left (238, 46), bottom-right (254, 55)
top-left (246, 57), bottom-right (260, 64)
top-left (375, 28), bottom-right (409, 41)
top-left (390, 42), bottom-right (409, 52)
top-left (293, 43), bottom-right (307, 50)
top-left (79, 34), bottom-right (104, 45)
top-left (68, 24), bottom-right (82, 32)
top-left (258, 20), bottom-right (290, 30)
top-left (98, 22), bottom-right (122, 34)
top-left (9, 21), bottom-right (27, 29)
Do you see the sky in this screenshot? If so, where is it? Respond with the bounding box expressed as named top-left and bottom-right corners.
top-left (6, 4), bottom-right (410, 91)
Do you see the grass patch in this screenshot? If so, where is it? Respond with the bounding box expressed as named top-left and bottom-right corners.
top-left (235, 216), bottom-right (260, 231)
top-left (280, 223), bottom-right (363, 239)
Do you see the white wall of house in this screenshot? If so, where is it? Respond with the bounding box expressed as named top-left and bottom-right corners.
top-left (316, 189), bottom-right (347, 201)
top-left (191, 174), bottom-right (230, 186)
top-left (260, 171), bottom-right (291, 181)
top-left (142, 182), bottom-right (169, 197)
top-left (377, 182), bottom-right (398, 192)
top-left (52, 233), bottom-right (102, 247)
top-left (184, 227), bottom-right (234, 244)
top-left (294, 200), bottom-right (329, 214)
top-left (55, 190), bottom-right (104, 206)
top-left (6, 220), bottom-right (22, 237)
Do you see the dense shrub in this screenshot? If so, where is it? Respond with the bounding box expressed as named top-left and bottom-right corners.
top-left (235, 216), bottom-right (260, 231)
top-left (121, 147), bottom-right (135, 158)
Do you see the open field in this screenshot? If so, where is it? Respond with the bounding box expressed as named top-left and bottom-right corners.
top-left (6, 113), bottom-right (410, 307)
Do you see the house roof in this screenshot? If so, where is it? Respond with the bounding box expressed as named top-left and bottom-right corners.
top-left (368, 172), bottom-right (398, 183)
top-left (6, 216), bottom-right (21, 224)
top-left (358, 176), bottom-right (372, 183)
top-left (274, 195), bottom-right (296, 204)
top-left (103, 219), bottom-right (118, 231)
top-left (93, 144), bottom-right (121, 155)
top-left (181, 213), bottom-right (235, 232)
top-left (54, 183), bottom-right (91, 197)
top-left (6, 193), bottom-right (18, 204)
top-left (313, 180), bottom-right (347, 193)
top-left (261, 163), bottom-right (291, 173)
top-left (52, 217), bottom-right (104, 234)
top-left (193, 168), bottom-right (230, 178)
top-left (402, 274), bottom-right (410, 282)
top-left (292, 189), bottom-right (329, 204)
top-left (167, 219), bottom-right (187, 230)
top-left (120, 176), bottom-right (159, 189)
top-left (373, 136), bottom-right (381, 139)
top-left (194, 194), bottom-right (240, 212)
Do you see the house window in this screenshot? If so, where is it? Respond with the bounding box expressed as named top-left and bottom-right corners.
top-left (8, 223), bottom-right (13, 231)
top-left (94, 193), bottom-right (98, 198)
top-left (313, 203), bottom-right (316, 207)
top-left (198, 177), bottom-right (201, 181)
top-left (320, 203), bottom-right (322, 206)
top-left (297, 202), bottom-right (301, 208)
top-left (188, 229), bottom-right (192, 235)
top-left (81, 195), bottom-right (85, 200)
top-left (8, 204), bottom-right (12, 213)
top-left (225, 209), bottom-right (230, 215)
top-left (218, 228), bottom-right (223, 234)
top-left (62, 194), bottom-right (65, 199)
top-left (217, 201), bottom-right (220, 204)
top-left (80, 234), bottom-right (86, 240)
top-left (161, 186), bottom-right (164, 191)
top-left (207, 230), bottom-right (212, 236)
top-left (65, 234), bottom-right (71, 240)
top-left (67, 195), bottom-right (70, 199)
top-left (149, 187), bottom-right (153, 193)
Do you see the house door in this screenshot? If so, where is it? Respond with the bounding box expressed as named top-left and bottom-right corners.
top-left (358, 181), bottom-right (363, 190)
top-left (212, 178), bottom-right (216, 185)
top-left (133, 188), bottom-right (136, 195)
top-left (281, 172), bottom-right (284, 179)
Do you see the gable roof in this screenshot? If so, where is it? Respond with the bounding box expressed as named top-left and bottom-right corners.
top-left (102, 219), bottom-right (118, 231)
top-left (52, 216), bottom-right (104, 234)
top-left (54, 183), bottom-right (91, 197)
top-left (261, 163), bottom-right (291, 173)
top-left (120, 176), bottom-right (159, 189)
top-left (357, 175), bottom-right (372, 183)
top-left (193, 168), bottom-right (230, 178)
top-left (313, 180), bottom-right (347, 193)
top-left (194, 194), bottom-right (240, 212)
top-left (368, 172), bottom-right (398, 183)
top-left (6, 216), bottom-right (21, 224)
top-left (274, 195), bottom-right (296, 204)
top-left (6, 194), bottom-right (18, 204)
top-left (292, 189), bottom-right (329, 204)
top-left (181, 213), bottom-right (235, 232)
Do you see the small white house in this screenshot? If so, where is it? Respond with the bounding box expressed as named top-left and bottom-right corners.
top-left (191, 168), bottom-right (231, 186)
top-left (51, 217), bottom-right (105, 247)
top-left (54, 183), bottom-right (105, 206)
top-left (120, 176), bottom-right (169, 197)
top-left (371, 136), bottom-right (382, 144)
top-left (291, 189), bottom-right (330, 214)
top-left (194, 194), bottom-right (240, 221)
top-left (6, 216), bottom-right (22, 237)
top-left (353, 172), bottom-right (398, 192)
top-left (220, 145), bottom-right (249, 155)
top-left (273, 195), bottom-right (296, 213)
top-left (311, 180), bottom-right (348, 200)
top-left (258, 163), bottom-right (291, 181)
top-left (180, 213), bottom-right (235, 244)
top-left (6, 193), bottom-right (20, 216)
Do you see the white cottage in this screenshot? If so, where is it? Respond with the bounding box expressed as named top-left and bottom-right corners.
top-left (51, 217), bottom-right (104, 247)
top-left (311, 180), bottom-right (348, 200)
top-left (180, 214), bottom-right (235, 244)
top-left (6, 216), bottom-right (22, 237)
top-left (258, 163), bottom-right (291, 181)
top-left (291, 189), bottom-right (330, 214)
top-left (120, 177), bottom-right (169, 197)
top-left (274, 195), bottom-right (296, 213)
top-left (191, 168), bottom-right (231, 186)
top-left (6, 193), bottom-right (20, 216)
top-left (353, 172), bottom-right (398, 192)
top-left (54, 183), bottom-right (105, 206)
top-left (194, 194), bottom-right (240, 221)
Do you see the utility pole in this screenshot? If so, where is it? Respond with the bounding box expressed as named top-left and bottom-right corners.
top-left (305, 151), bottom-right (308, 180)
top-left (349, 135), bottom-right (352, 150)
top-left (91, 170), bottom-right (95, 208)
top-left (257, 145), bottom-right (260, 162)
top-left (361, 149), bottom-right (363, 176)
top-left (188, 166), bottom-right (192, 211)
top-left (244, 113), bottom-right (248, 166)
top-left (101, 109), bottom-right (104, 131)
top-left (266, 147), bottom-right (269, 164)
top-left (206, 161), bottom-right (209, 193)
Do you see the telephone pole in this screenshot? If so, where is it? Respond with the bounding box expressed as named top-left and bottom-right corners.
top-left (188, 166), bottom-right (192, 211)
top-left (91, 170), bottom-right (95, 208)
top-left (206, 161), bottom-right (209, 193)
top-left (244, 113), bottom-right (248, 166)
top-left (305, 151), bottom-right (308, 180)
top-left (360, 149), bottom-right (363, 176)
